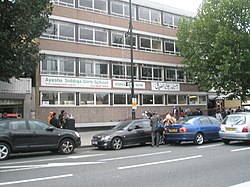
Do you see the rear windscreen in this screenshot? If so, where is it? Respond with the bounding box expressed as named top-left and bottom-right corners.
top-left (222, 116), bottom-right (246, 125)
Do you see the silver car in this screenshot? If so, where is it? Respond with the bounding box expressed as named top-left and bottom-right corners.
top-left (219, 112), bottom-right (250, 144)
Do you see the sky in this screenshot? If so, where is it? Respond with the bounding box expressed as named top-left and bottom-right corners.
top-left (149, 0), bottom-right (203, 13)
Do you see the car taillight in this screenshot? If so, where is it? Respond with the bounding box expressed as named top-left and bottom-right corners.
top-left (242, 126), bottom-right (248, 133)
top-left (179, 127), bottom-right (188, 132)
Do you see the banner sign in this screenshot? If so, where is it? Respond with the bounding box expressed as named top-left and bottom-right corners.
top-left (152, 82), bottom-right (180, 91)
top-left (41, 76), bottom-right (111, 88)
top-left (113, 81), bottom-right (145, 89)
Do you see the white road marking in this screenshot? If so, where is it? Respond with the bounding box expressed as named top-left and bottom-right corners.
top-left (1, 154), bottom-right (105, 165)
top-left (0, 174), bottom-right (73, 186)
top-left (230, 181), bottom-right (250, 187)
top-left (118, 155), bottom-right (202, 170)
top-left (197, 143), bottom-right (224, 149)
top-left (99, 151), bottom-right (171, 161)
top-left (0, 161), bottom-right (105, 173)
top-left (231, 147), bottom-right (250, 152)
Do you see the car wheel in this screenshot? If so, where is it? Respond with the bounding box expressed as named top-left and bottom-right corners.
top-left (0, 143), bottom-right (10, 161)
top-left (222, 139), bottom-right (230, 145)
top-left (194, 133), bottom-right (204, 145)
top-left (111, 137), bottom-right (123, 150)
top-left (59, 139), bottom-right (75, 154)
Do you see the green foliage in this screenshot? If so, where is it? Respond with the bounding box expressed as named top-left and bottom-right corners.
top-left (0, 0), bottom-right (52, 82)
top-left (177, 0), bottom-right (250, 100)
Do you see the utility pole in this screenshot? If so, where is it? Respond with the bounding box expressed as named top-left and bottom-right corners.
top-left (129, 0), bottom-right (136, 119)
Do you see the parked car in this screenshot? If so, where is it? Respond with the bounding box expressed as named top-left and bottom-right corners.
top-left (0, 118), bottom-right (81, 160)
top-left (219, 112), bottom-right (250, 144)
top-left (165, 116), bottom-right (221, 145)
top-left (91, 119), bottom-right (151, 150)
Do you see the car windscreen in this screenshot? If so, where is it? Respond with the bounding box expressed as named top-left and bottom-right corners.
top-left (222, 116), bottom-right (246, 125)
top-left (177, 117), bottom-right (196, 125)
top-left (112, 121), bottom-right (131, 130)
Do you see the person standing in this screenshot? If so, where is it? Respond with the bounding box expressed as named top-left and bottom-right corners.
top-left (47, 112), bottom-right (53, 124)
top-left (50, 112), bottom-right (60, 128)
top-left (61, 111), bottom-right (68, 129)
top-left (58, 110), bottom-right (65, 128)
top-left (150, 111), bottom-right (161, 147)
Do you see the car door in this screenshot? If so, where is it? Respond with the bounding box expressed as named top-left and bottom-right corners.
top-left (199, 117), bottom-right (219, 139)
top-left (140, 120), bottom-right (152, 142)
top-left (125, 121), bottom-right (145, 144)
top-left (208, 116), bottom-right (221, 139)
top-left (28, 120), bottom-right (60, 150)
top-left (5, 120), bottom-right (31, 151)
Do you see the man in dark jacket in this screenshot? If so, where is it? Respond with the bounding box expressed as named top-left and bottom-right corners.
top-left (150, 111), bottom-right (160, 147)
top-left (50, 112), bottom-right (60, 128)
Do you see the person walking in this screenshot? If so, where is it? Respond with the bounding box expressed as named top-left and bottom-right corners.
top-left (150, 111), bottom-right (161, 147)
top-left (50, 112), bottom-right (60, 128)
top-left (47, 112), bottom-right (53, 124)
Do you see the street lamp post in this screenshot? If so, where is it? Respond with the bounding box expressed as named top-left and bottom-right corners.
top-left (129, 0), bottom-right (136, 119)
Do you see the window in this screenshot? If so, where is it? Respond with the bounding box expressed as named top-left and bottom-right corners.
top-left (142, 94), bottom-right (153, 105)
top-left (112, 62), bottom-right (137, 79)
top-left (189, 95), bottom-right (198, 105)
top-left (111, 31), bottom-right (136, 48)
top-left (79, 59), bottom-right (108, 78)
top-left (41, 55), bottom-right (75, 76)
top-left (178, 95), bottom-right (187, 104)
top-left (41, 92), bottom-right (58, 105)
top-left (9, 121), bottom-right (26, 130)
top-left (199, 95), bottom-right (207, 104)
top-left (165, 67), bottom-right (185, 82)
top-left (79, 25), bottom-right (108, 45)
top-left (111, 0), bottom-right (136, 19)
top-left (29, 121), bottom-right (48, 130)
top-left (60, 93), bottom-right (75, 105)
top-left (165, 40), bottom-right (176, 54)
top-left (168, 95), bottom-right (177, 105)
top-left (142, 94), bottom-right (164, 105)
top-left (80, 93), bottom-right (94, 105)
top-left (52, 0), bottom-right (74, 7)
top-left (114, 94), bottom-right (126, 105)
top-left (78, 0), bottom-right (107, 13)
top-left (138, 7), bottom-right (161, 24)
top-left (163, 13), bottom-right (182, 28)
top-left (141, 65), bottom-right (162, 81)
top-left (0, 121), bottom-right (6, 130)
top-left (96, 93), bottom-right (109, 105)
top-left (199, 117), bottom-right (211, 125)
top-left (140, 36), bottom-right (162, 52)
top-left (42, 20), bottom-right (74, 41)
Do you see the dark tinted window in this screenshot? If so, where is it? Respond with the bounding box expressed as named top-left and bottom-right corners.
top-left (131, 121), bottom-right (143, 129)
top-left (29, 120), bottom-right (49, 130)
top-left (9, 120), bottom-right (27, 130)
top-left (223, 115), bottom-right (246, 125)
top-left (113, 121), bottom-right (131, 130)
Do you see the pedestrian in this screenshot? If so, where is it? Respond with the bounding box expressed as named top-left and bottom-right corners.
top-left (50, 112), bottom-right (60, 128)
top-left (58, 110), bottom-right (65, 127)
top-left (215, 110), bottom-right (223, 122)
top-left (150, 111), bottom-right (161, 147)
top-left (235, 106), bottom-right (242, 113)
top-left (47, 112), bottom-right (53, 124)
top-left (163, 113), bottom-right (176, 126)
top-left (61, 111), bottom-right (68, 129)
top-left (142, 111), bottom-right (149, 119)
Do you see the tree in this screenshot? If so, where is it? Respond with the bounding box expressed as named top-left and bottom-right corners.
top-left (177, 0), bottom-right (250, 101)
top-left (0, 0), bottom-right (52, 82)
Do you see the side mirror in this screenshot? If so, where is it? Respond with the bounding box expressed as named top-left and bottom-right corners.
top-left (46, 126), bottom-right (55, 131)
top-left (128, 127), bottom-right (133, 131)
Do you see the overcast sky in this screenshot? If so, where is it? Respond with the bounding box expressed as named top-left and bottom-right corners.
top-left (148, 0), bottom-right (203, 13)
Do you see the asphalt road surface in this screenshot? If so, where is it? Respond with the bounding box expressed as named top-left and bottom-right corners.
top-left (0, 141), bottom-right (250, 187)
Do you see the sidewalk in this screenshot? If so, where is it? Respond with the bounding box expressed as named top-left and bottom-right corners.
top-left (75, 121), bottom-right (118, 147)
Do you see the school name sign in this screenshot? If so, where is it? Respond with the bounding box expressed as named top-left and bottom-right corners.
top-left (41, 76), bottom-right (111, 88)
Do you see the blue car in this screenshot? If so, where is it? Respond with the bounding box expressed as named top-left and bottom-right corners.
top-left (165, 116), bottom-right (221, 145)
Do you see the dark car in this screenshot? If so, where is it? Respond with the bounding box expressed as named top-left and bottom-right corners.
top-left (165, 115), bottom-right (221, 145)
top-left (0, 118), bottom-right (81, 160)
top-left (91, 119), bottom-right (151, 150)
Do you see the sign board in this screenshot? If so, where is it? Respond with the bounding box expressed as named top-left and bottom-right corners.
top-left (113, 81), bottom-right (145, 89)
top-left (152, 82), bottom-right (180, 91)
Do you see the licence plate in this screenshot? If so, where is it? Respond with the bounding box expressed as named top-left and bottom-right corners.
top-left (169, 129), bottom-right (178, 133)
top-left (225, 128), bottom-right (236, 131)
top-left (91, 140), bottom-right (98, 145)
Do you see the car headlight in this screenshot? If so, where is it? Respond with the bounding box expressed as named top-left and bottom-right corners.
top-left (74, 132), bottom-right (80, 138)
top-left (220, 126), bottom-right (225, 132)
top-left (101, 135), bottom-right (111, 141)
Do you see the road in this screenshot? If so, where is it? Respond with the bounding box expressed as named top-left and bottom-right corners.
top-left (0, 141), bottom-right (250, 187)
